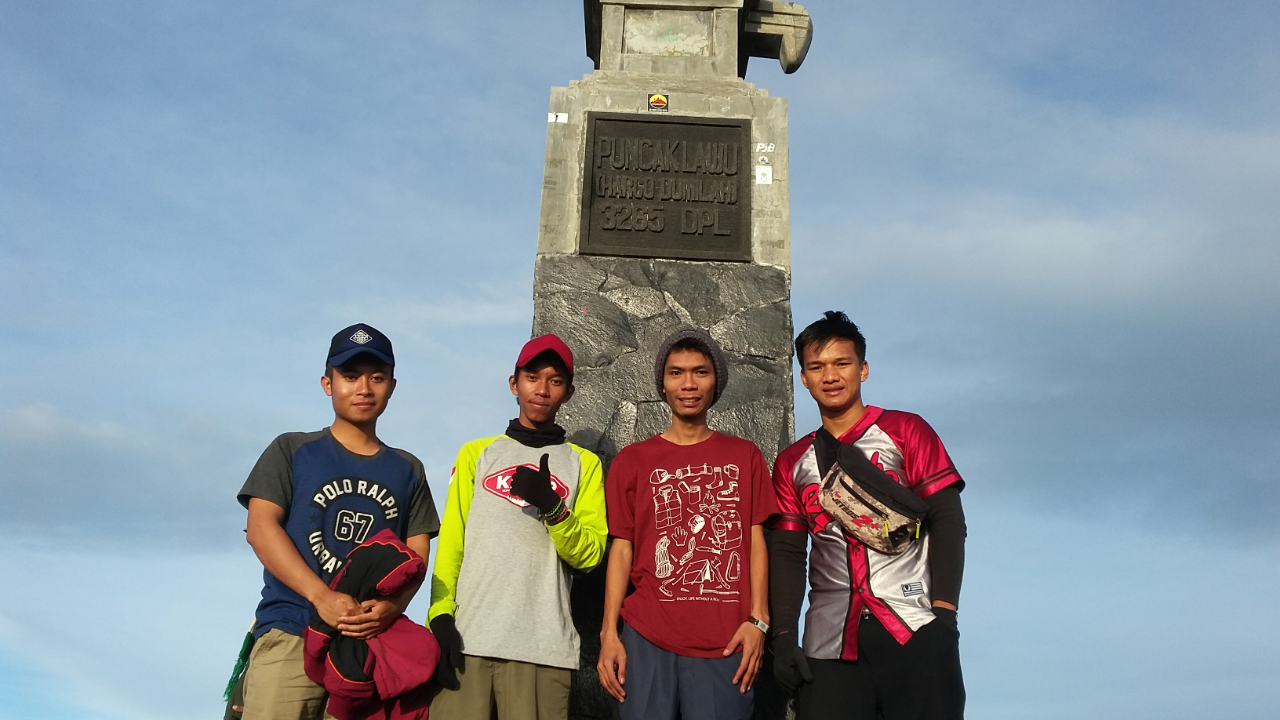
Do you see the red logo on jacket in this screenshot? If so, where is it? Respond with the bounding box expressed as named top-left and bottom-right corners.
top-left (800, 484), bottom-right (834, 534)
top-left (869, 451), bottom-right (904, 485)
top-left (482, 465), bottom-right (570, 508)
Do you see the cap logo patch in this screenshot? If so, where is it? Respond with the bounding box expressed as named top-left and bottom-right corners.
top-left (350, 329), bottom-right (373, 344)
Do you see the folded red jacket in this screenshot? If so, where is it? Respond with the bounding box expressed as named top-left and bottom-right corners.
top-left (304, 529), bottom-right (440, 720)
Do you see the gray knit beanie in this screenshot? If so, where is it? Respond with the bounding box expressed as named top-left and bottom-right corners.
top-left (654, 327), bottom-right (729, 406)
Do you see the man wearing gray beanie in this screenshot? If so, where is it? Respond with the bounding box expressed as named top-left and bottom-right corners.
top-left (597, 328), bottom-right (779, 720)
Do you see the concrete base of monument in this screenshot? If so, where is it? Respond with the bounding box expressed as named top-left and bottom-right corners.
top-left (533, 252), bottom-right (796, 720)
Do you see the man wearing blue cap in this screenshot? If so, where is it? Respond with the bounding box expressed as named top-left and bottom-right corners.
top-left (236, 324), bottom-right (441, 720)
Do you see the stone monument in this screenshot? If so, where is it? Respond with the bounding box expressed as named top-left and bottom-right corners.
top-left (529, 2), bottom-right (813, 718)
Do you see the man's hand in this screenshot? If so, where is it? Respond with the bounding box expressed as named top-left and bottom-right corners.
top-left (313, 589), bottom-right (361, 629)
top-left (509, 453), bottom-right (560, 515)
top-left (430, 614), bottom-right (465, 690)
top-left (723, 621), bottom-right (765, 693)
top-left (337, 598), bottom-right (402, 639)
top-left (770, 630), bottom-right (813, 694)
top-left (597, 633), bottom-right (627, 702)
top-left (931, 605), bottom-right (959, 633)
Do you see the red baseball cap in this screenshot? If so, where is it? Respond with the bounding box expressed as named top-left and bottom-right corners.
top-left (516, 334), bottom-right (575, 376)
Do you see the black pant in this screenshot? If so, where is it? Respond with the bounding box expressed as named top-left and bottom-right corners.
top-left (797, 614), bottom-right (965, 720)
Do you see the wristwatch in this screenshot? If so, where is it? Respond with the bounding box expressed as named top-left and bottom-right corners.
top-left (747, 616), bottom-right (769, 634)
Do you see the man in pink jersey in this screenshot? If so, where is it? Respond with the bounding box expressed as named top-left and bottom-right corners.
top-left (769, 311), bottom-right (966, 719)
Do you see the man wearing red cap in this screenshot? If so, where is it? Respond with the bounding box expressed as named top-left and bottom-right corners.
top-left (427, 334), bottom-right (608, 720)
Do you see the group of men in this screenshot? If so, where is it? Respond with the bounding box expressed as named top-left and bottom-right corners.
top-left (234, 310), bottom-right (968, 720)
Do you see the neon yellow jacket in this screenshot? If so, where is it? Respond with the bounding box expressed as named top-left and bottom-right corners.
top-left (427, 435), bottom-right (606, 668)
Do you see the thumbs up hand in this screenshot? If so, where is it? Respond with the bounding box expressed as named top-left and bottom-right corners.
top-left (510, 453), bottom-right (561, 515)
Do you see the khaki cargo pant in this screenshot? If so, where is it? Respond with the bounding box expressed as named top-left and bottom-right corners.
top-left (429, 654), bottom-right (572, 720)
top-left (241, 628), bottom-right (337, 720)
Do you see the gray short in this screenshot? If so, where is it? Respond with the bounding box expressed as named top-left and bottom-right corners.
top-left (618, 623), bottom-right (754, 720)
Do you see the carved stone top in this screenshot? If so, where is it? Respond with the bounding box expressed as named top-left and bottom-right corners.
top-left (584, 0), bottom-right (812, 78)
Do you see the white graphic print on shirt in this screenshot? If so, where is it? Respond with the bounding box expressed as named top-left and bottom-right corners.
top-left (650, 462), bottom-right (743, 602)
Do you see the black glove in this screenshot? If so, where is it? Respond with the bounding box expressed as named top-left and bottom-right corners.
top-left (771, 630), bottom-right (813, 694)
top-left (931, 606), bottom-right (958, 632)
top-left (510, 453), bottom-right (560, 515)
top-left (429, 614), bottom-right (465, 690)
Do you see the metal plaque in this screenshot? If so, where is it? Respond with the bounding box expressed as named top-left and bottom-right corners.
top-left (580, 112), bottom-right (752, 262)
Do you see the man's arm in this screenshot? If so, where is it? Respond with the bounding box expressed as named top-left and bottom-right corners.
top-left (427, 443), bottom-right (482, 692)
top-left (597, 538), bottom-right (633, 702)
top-left (336, 534), bottom-right (431, 639)
top-left (723, 524), bottom-right (768, 692)
top-left (765, 447), bottom-right (814, 694)
top-left (428, 441), bottom-right (485, 623)
top-left (769, 528), bottom-right (808, 634)
top-left (768, 526), bottom-right (812, 693)
top-left (245, 497), bottom-right (359, 627)
top-left (924, 487), bottom-right (965, 610)
top-left (749, 525), bottom-right (769, 623)
top-left (339, 454), bottom-right (441, 639)
top-left (894, 412), bottom-right (964, 611)
top-left (545, 448), bottom-right (608, 570)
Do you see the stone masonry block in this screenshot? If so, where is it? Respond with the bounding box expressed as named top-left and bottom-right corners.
top-left (534, 291), bottom-right (638, 368)
top-left (533, 254), bottom-right (792, 465)
top-left (711, 301), bottom-right (794, 358)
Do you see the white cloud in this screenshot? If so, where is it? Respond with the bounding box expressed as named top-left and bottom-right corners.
top-left (4, 404), bottom-right (128, 446)
top-left (0, 404), bottom-right (254, 546)
top-left (784, 21), bottom-right (1280, 315)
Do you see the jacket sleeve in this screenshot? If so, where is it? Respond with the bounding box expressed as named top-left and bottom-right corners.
top-left (427, 439), bottom-right (487, 622)
top-left (545, 445), bottom-right (608, 571)
top-left (769, 528), bottom-right (809, 637)
top-left (924, 486), bottom-right (966, 606)
top-left (767, 454), bottom-right (809, 636)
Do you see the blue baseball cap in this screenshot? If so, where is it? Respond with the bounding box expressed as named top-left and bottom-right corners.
top-left (327, 323), bottom-right (395, 368)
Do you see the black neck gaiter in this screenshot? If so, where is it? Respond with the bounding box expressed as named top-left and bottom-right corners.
top-left (504, 418), bottom-right (567, 448)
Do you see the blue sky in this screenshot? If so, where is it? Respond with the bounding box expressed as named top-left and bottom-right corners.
top-left (2, 1), bottom-right (1278, 718)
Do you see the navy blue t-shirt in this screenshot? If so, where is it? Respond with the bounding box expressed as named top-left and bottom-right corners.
top-left (237, 429), bottom-right (440, 638)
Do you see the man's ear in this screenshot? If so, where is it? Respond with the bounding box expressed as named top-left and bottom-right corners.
top-left (386, 377), bottom-right (397, 400)
top-left (860, 361), bottom-right (869, 382)
top-left (321, 374), bottom-right (334, 397)
top-left (563, 383), bottom-right (575, 404)
top-left (509, 374), bottom-right (519, 397)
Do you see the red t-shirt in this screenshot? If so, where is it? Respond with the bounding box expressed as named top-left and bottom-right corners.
top-left (606, 432), bottom-right (778, 657)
